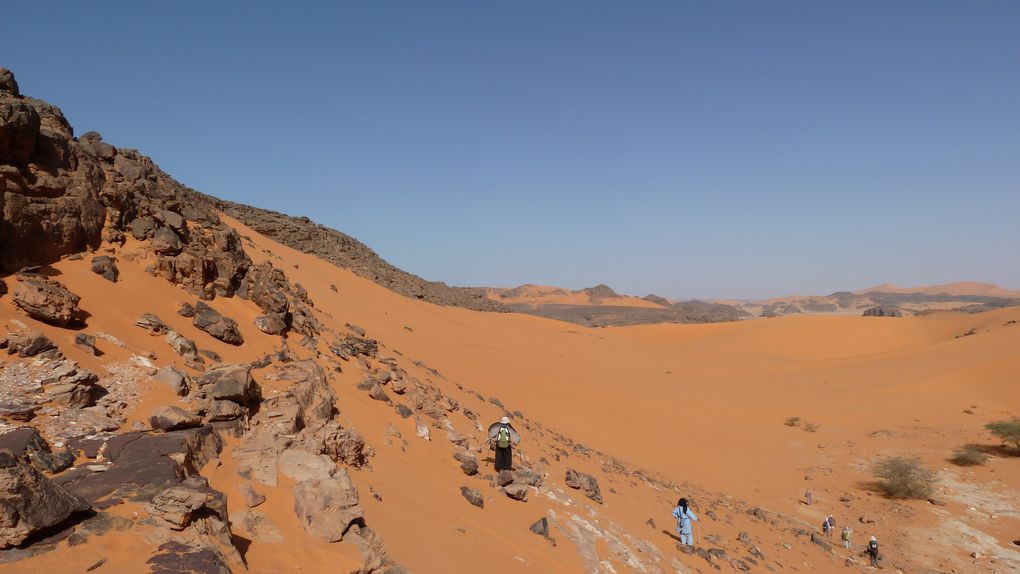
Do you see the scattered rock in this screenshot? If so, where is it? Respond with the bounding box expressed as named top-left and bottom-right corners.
top-left (503, 482), bottom-right (529, 501)
top-left (460, 486), bottom-right (484, 508)
top-left (530, 517), bottom-right (550, 537)
top-left (151, 228), bottom-right (183, 255)
top-left (147, 477), bottom-right (227, 531)
top-left (89, 256), bottom-right (119, 282)
top-left (191, 302), bottom-right (243, 345)
top-left (367, 384), bottom-right (391, 403)
top-left (459, 458), bottom-right (478, 476)
top-left (136, 313), bottom-right (170, 335)
top-left (197, 364), bottom-right (257, 405)
top-left (149, 406), bottom-right (201, 431)
top-left (207, 399), bottom-right (243, 422)
top-left (74, 333), bottom-right (98, 355)
top-left (11, 274), bottom-right (83, 327)
top-left (497, 470), bottom-right (515, 487)
top-left (154, 366), bottom-right (190, 396)
top-left (1, 329), bottom-right (55, 357)
top-left (177, 302), bottom-right (195, 318)
top-left (565, 469), bottom-right (603, 504)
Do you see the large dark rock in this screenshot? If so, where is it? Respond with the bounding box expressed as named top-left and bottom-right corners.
top-left (146, 541), bottom-right (232, 574)
top-left (10, 273), bottom-right (83, 327)
top-left (0, 450), bottom-right (91, 548)
top-left (0, 427), bottom-right (74, 473)
top-left (57, 428), bottom-right (222, 505)
top-left (147, 477), bottom-right (228, 531)
top-left (89, 255), bottom-right (119, 282)
top-left (191, 302), bottom-right (243, 345)
top-left (136, 312), bottom-right (170, 335)
top-left (196, 364), bottom-right (257, 404)
top-left (149, 406), bottom-right (201, 431)
top-left (460, 486), bottom-right (484, 508)
top-left (151, 228), bottom-right (182, 255)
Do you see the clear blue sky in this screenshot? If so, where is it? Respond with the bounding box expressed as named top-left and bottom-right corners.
top-left (4, 1), bottom-right (1018, 299)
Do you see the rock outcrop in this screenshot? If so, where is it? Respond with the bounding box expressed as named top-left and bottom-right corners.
top-left (0, 450), bottom-right (91, 548)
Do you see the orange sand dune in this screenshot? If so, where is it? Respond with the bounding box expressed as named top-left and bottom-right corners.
top-left (1, 216), bottom-right (1018, 573)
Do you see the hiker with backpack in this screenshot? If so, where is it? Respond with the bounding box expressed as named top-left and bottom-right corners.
top-left (487, 416), bottom-right (520, 471)
top-left (672, 498), bottom-right (698, 546)
top-left (823, 514), bottom-right (836, 537)
top-left (841, 526), bottom-right (853, 549)
top-left (865, 536), bottom-right (880, 567)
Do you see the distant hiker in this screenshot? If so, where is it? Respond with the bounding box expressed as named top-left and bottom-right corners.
top-left (487, 416), bottom-right (520, 471)
top-left (823, 514), bottom-right (836, 537)
top-left (866, 536), bottom-right (880, 567)
top-left (841, 526), bottom-right (853, 549)
top-left (672, 498), bottom-right (698, 545)
top-left (804, 490), bottom-right (814, 505)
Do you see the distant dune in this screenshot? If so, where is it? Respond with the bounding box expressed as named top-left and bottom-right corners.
top-left (857, 281), bottom-right (1020, 298)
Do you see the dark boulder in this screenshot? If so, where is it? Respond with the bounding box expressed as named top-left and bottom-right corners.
top-left (196, 364), bottom-right (258, 404)
top-left (151, 228), bottom-right (183, 255)
top-left (0, 450), bottom-right (91, 548)
top-left (192, 302), bottom-right (243, 345)
top-left (0, 427), bottom-right (75, 473)
top-left (74, 333), bottom-right (98, 356)
top-left (136, 313), bottom-right (170, 335)
top-left (89, 256), bottom-right (119, 282)
top-left (149, 406), bottom-right (202, 431)
top-left (460, 486), bottom-right (484, 508)
top-left (11, 273), bottom-right (83, 327)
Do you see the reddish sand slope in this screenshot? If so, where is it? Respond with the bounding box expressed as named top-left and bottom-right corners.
top-left (1, 215), bottom-right (1017, 573)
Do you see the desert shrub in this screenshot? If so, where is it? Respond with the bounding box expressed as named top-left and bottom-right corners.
top-left (985, 419), bottom-right (1020, 448)
top-left (785, 417), bottom-right (801, 427)
top-left (872, 457), bottom-right (936, 499)
top-left (803, 422), bottom-right (818, 432)
top-left (950, 447), bottom-right (988, 466)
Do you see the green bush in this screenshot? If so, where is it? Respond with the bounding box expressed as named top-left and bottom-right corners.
top-left (985, 419), bottom-right (1020, 448)
top-left (785, 417), bottom-right (801, 427)
top-left (950, 447), bottom-right (988, 466)
top-left (872, 457), bottom-right (936, 499)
